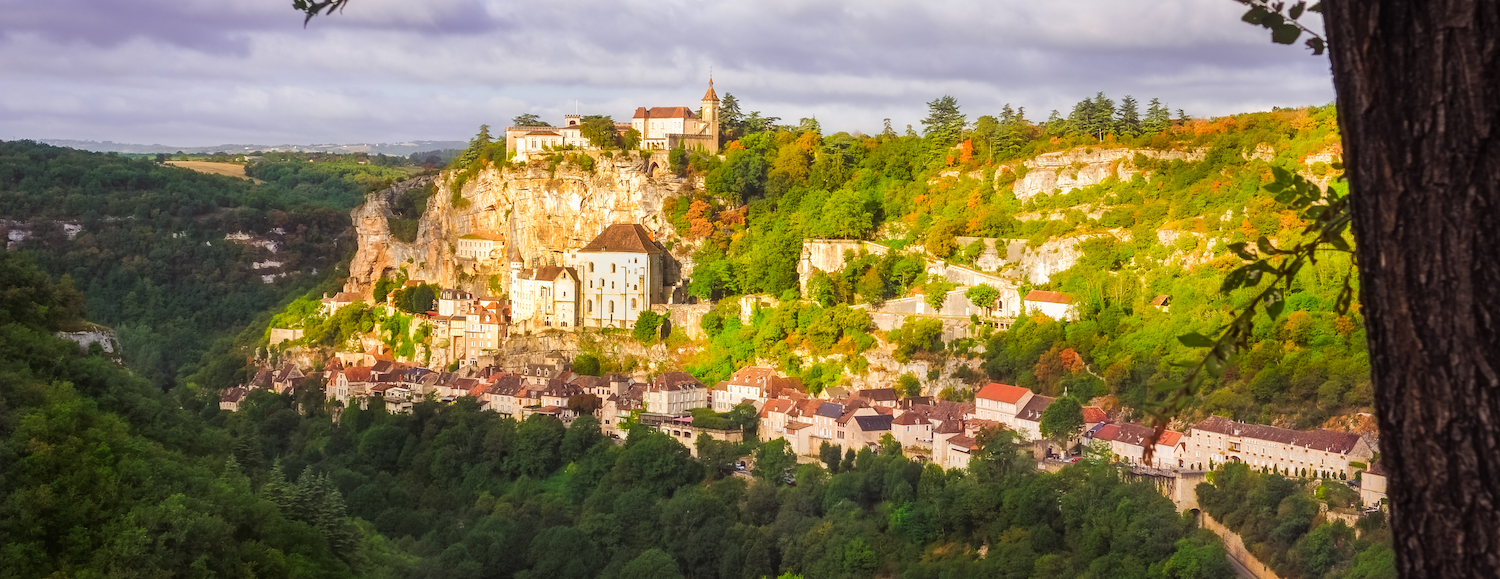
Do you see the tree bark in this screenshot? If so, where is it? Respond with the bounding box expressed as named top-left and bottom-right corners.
top-left (1323, 1), bottom-right (1500, 576)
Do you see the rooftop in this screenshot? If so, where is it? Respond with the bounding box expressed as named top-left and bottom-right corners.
top-left (579, 223), bottom-right (663, 254)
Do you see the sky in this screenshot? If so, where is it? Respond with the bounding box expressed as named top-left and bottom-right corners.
top-left (0, 0), bottom-right (1335, 147)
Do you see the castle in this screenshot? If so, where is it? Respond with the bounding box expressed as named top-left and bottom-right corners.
top-left (504, 80), bottom-right (721, 156)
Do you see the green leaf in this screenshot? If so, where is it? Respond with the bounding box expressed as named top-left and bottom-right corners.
top-left (1308, 2), bottom-right (1323, 13)
top-left (1289, 1), bottom-right (1307, 20)
top-left (1178, 333), bottom-right (1216, 348)
top-left (1266, 289), bottom-right (1286, 319)
top-left (1255, 236), bottom-right (1278, 255)
top-left (1151, 380), bottom-right (1185, 394)
top-left (1272, 23), bottom-right (1302, 44)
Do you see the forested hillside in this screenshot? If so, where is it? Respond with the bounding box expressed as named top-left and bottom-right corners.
top-left (665, 96), bottom-right (1361, 429)
top-left (1, 250), bottom-right (1233, 578)
top-left (0, 141), bottom-right (417, 387)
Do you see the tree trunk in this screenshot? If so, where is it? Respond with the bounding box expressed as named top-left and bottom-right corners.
top-left (1323, 1), bottom-right (1500, 576)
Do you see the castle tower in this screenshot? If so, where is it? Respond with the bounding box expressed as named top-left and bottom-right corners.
top-left (701, 78), bottom-right (720, 152)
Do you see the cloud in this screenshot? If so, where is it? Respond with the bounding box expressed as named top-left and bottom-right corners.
top-left (0, 0), bottom-right (1334, 145)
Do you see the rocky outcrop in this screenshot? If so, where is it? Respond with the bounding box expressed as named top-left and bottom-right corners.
top-left (1009, 146), bottom-right (1206, 201)
top-left (345, 152), bottom-right (692, 298)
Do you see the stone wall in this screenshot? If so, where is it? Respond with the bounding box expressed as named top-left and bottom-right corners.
top-left (1201, 512), bottom-right (1283, 579)
top-left (269, 328), bottom-right (304, 346)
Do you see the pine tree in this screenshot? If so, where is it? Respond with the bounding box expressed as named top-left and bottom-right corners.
top-left (1144, 98), bottom-right (1171, 134)
top-left (1045, 109), bottom-right (1066, 137)
top-left (1066, 99), bottom-right (1094, 137)
top-left (920, 95), bottom-right (966, 146)
top-left (262, 462), bottom-right (293, 511)
top-left (1091, 92), bottom-right (1116, 139)
top-left (1116, 95), bottom-right (1141, 137)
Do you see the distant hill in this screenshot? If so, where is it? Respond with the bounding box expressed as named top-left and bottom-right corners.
top-left (38, 138), bottom-right (467, 156)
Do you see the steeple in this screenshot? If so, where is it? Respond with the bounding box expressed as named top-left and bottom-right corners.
top-left (700, 77), bottom-right (720, 152)
top-left (701, 77), bottom-right (719, 103)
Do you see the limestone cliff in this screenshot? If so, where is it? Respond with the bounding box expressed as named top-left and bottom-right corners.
top-left (1008, 146), bottom-right (1206, 201)
top-left (346, 152), bottom-right (692, 298)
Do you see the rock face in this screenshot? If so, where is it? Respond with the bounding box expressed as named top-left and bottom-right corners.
top-left (346, 152), bottom-right (692, 298)
top-left (1009, 147), bottom-right (1206, 201)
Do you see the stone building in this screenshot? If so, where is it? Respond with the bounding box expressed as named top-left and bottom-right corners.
top-left (644, 372), bottom-right (708, 414)
top-left (509, 264), bottom-right (581, 331)
top-left (632, 80), bottom-right (720, 153)
top-left (456, 233), bottom-right (506, 262)
top-left (505, 80), bottom-right (721, 156)
top-left (573, 223), bottom-right (665, 329)
top-left (1023, 290), bottom-right (1076, 321)
top-left (1182, 416), bottom-right (1376, 477)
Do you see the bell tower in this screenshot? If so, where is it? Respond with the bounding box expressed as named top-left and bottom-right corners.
top-left (700, 78), bottom-right (720, 152)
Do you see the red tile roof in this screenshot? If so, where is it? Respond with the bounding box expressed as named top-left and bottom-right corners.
top-left (976, 382), bottom-right (1031, 404)
top-left (1024, 290), bottom-right (1073, 304)
top-left (1082, 406), bottom-right (1109, 423)
top-left (632, 106), bottom-right (698, 120)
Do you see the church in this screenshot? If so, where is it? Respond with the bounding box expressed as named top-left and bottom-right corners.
top-left (504, 81), bottom-right (721, 156)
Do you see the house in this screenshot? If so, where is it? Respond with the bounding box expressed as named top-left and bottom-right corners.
top-left (437, 289), bottom-right (474, 316)
top-left (220, 387), bottom-right (248, 412)
top-left (1150, 295), bottom-right (1171, 311)
top-left (1023, 290), bottom-right (1075, 321)
top-left (271, 363), bottom-right (304, 394)
top-left (320, 291), bottom-right (363, 316)
top-left (1360, 460), bottom-right (1388, 508)
top-left (1091, 423), bottom-right (1184, 469)
top-left (574, 224), bottom-right (665, 329)
top-left (852, 414), bottom-right (895, 449)
top-left (462, 311), bottom-right (505, 365)
top-left (1183, 415), bottom-right (1375, 477)
top-left (974, 382), bottom-right (1034, 425)
top-left (717, 366), bottom-right (776, 412)
top-left (457, 233), bottom-right (506, 262)
top-left (509, 264), bottom-right (581, 331)
top-left (891, 411), bottom-right (935, 452)
top-left (644, 372), bottom-right (707, 414)
top-left (1012, 394), bottom-right (1056, 447)
top-left (854, 387), bottom-right (900, 408)
top-left (1082, 406), bottom-right (1109, 429)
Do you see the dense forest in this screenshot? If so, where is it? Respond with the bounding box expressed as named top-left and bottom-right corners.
top-left (0, 141), bottom-right (416, 387)
top-left (2, 249), bottom-right (1236, 578)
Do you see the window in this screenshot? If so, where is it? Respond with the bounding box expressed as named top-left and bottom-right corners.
top-left (631, 298), bottom-right (637, 309)
top-left (587, 300), bottom-right (593, 313)
top-left (611, 263), bottom-right (616, 273)
top-left (609, 301), bottom-right (615, 313)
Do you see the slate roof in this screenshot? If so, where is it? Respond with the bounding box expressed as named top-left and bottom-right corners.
top-left (856, 387), bottom-right (899, 402)
top-left (1024, 290), bottom-right (1073, 304)
top-left (1192, 416), bottom-right (1363, 454)
top-left (579, 223), bottom-right (663, 254)
top-left (1016, 395), bottom-right (1056, 423)
top-left (221, 387), bottom-right (247, 403)
top-left (855, 415), bottom-right (893, 431)
top-left (815, 402), bottom-right (844, 419)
